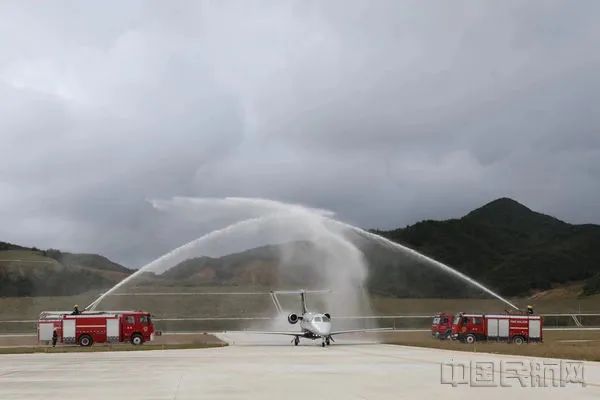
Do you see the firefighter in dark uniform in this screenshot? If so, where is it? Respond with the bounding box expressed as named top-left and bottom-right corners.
top-left (52, 329), bottom-right (58, 347)
top-left (72, 305), bottom-right (81, 315)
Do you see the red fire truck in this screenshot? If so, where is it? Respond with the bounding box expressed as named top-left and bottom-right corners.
top-left (431, 313), bottom-right (454, 340)
top-left (37, 310), bottom-right (158, 346)
top-left (451, 312), bottom-right (543, 344)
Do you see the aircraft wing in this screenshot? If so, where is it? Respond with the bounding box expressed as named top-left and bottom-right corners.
top-left (329, 328), bottom-right (394, 336)
top-left (241, 331), bottom-right (303, 336)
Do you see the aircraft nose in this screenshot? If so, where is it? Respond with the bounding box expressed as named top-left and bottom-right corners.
top-left (317, 323), bottom-right (331, 336)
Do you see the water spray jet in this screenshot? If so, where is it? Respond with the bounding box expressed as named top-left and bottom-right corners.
top-left (323, 218), bottom-right (519, 310)
top-left (87, 197), bottom-right (518, 315)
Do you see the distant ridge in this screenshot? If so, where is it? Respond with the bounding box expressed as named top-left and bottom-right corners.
top-left (0, 241), bottom-right (28, 251)
top-left (0, 243), bottom-right (132, 296)
top-left (3, 197), bottom-right (600, 298)
top-left (140, 197), bottom-right (600, 298)
top-left (464, 198), bottom-right (567, 231)
top-left (373, 197), bottom-right (600, 296)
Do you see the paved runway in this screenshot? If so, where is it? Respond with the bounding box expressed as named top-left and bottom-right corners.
top-left (0, 333), bottom-right (599, 399)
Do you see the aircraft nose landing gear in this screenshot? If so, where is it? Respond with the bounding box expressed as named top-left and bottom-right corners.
top-left (293, 336), bottom-right (299, 346)
top-left (325, 337), bottom-right (331, 346)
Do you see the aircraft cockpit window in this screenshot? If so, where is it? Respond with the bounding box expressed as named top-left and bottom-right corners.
top-left (314, 317), bottom-right (322, 322)
top-left (322, 315), bottom-right (330, 322)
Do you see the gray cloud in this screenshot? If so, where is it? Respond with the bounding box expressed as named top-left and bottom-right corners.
top-left (1, 1), bottom-right (599, 266)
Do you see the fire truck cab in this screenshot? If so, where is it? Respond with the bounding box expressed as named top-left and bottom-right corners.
top-left (38, 310), bottom-right (157, 347)
top-left (431, 313), bottom-right (454, 340)
top-left (452, 312), bottom-right (543, 345)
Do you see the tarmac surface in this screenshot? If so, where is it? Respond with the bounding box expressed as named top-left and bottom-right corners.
top-left (0, 333), bottom-right (599, 399)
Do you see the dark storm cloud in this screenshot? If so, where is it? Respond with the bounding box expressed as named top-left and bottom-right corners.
top-left (1, 1), bottom-right (599, 266)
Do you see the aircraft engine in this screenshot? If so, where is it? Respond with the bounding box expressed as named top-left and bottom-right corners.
top-left (288, 313), bottom-right (299, 324)
top-left (324, 313), bottom-right (331, 320)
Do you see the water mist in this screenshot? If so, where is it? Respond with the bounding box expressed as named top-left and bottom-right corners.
top-left (87, 197), bottom-right (518, 319)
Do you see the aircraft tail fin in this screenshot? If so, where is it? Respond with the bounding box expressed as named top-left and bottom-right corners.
top-left (270, 291), bottom-right (283, 312)
top-left (300, 291), bottom-right (307, 314)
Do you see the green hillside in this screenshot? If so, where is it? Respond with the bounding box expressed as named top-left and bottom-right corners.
top-left (3, 198), bottom-right (598, 299)
top-left (373, 198), bottom-right (600, 296)
top-left (0, 244), bottom-right (132, 297)
top-left (137, 242), bottom-right (326, 288)
top-left (123, 198), bottom-right (600, 299)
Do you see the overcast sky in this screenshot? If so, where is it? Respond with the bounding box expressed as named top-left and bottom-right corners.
top-left (1, 1), bottom-right (599, 267)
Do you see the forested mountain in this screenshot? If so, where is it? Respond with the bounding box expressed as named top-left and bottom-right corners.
top-left (3, 198), bottom-right (599, 298)
top-left (373, 198), bottom-right (600, 296)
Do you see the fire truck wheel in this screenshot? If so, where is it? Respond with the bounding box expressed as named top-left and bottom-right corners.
top-left (78, 334), bottom-right (93, 347)
top-left (465, 334), bottom-right (476, 344)
top-left (513, 336), bottom-right (525, 345)
top-left (131, 334), bottom-right (144, 345)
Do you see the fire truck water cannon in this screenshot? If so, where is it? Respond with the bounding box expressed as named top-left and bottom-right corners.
top-left (37, 310), bottom-right (160, 347)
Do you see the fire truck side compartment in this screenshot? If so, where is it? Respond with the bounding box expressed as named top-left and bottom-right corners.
top-left (39, 323), bottom-right (54, 341)
top-left (529, 319), bottom-right (541, 338)
top-left (487, 318), bottom-right (498, 337)
top-left (106, 318), bottom-right (120, 342)
top-left (499, 319), bottom-right (509, 337)
top-left (63, 319), bottom-right (76, 343)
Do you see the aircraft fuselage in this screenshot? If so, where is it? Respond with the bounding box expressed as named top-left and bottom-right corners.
top-left (299, 312), bottom-right (332, 339)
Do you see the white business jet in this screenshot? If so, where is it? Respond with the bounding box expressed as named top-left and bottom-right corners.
top-left (255, 290), bottom-right (392, 347)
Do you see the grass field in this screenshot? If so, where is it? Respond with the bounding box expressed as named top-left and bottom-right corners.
top-left (0, 331), bottom-right (226, 355)
top-left (370, 293), bottom-right (600, 314)
top-left (382, 330), bottom-right (600, 362)
top-left (1, 288), bottom-right (600, 361)
top-left (0, 342), bottom-right (226, 355)
top-left (1, 287), bottom-right (599, 333)
top-left (0, 250), bottom-right (58, 263)
top-left (4, 287), bottom-right (600, 317)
